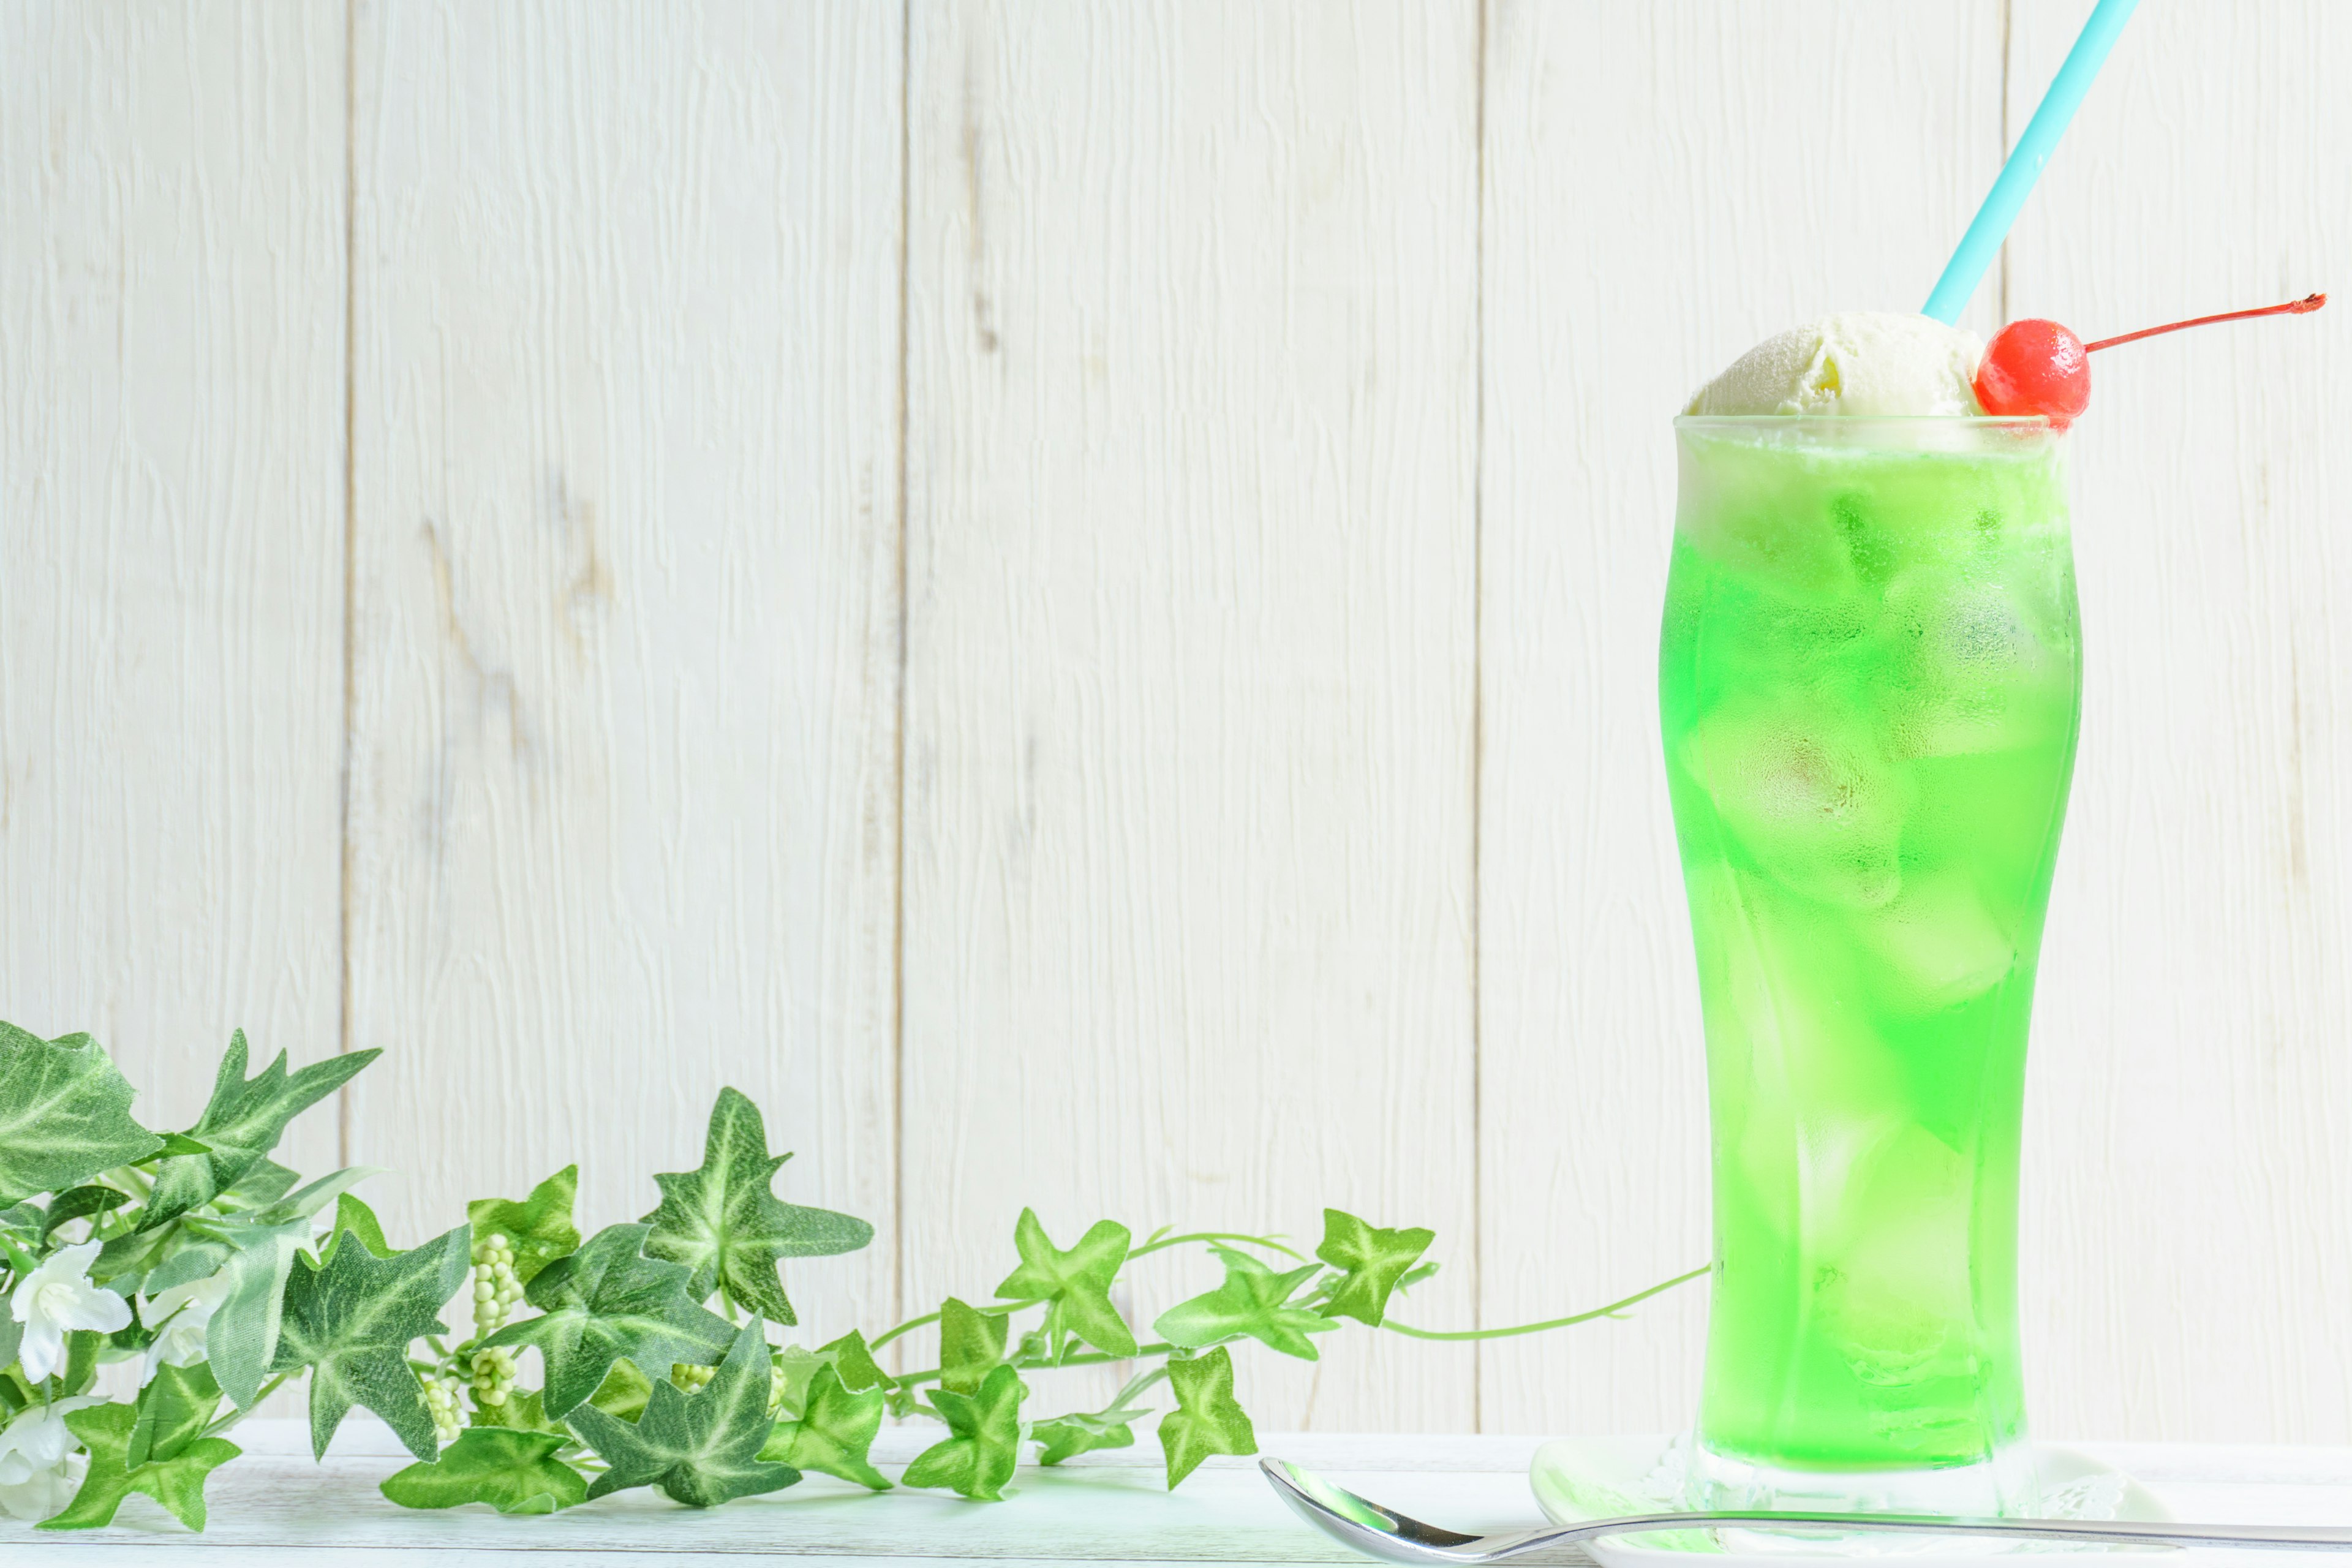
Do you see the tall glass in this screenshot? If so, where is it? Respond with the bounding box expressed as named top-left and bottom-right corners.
top-left (1658, 417), bottom-right (2079, 1517)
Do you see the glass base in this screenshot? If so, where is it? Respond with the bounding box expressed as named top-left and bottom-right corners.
top-left (1690, 1442), bottom-right (2040, 1555)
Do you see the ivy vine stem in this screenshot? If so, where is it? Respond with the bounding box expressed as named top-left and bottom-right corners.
top-left (1104, 1363), bottom-right (1170, 1408)
top-left (1378, 1265), bottom-right (1709, 1341)
top-left (888, 1339), bottom-right (1179, 1400)
top-left (867, 1295), bottom-right (1048, 1352)
top-left (1126, 1231), bottom-right (1305, 1263)
top-left (883, 1266), bottom-right (1711, 1402)
top-left (865, 1229), bottom-right (1300, 1352)
top-left (200, 1372), bottom-right (294, 1440)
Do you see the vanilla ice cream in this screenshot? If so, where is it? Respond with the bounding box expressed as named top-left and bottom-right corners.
top-left (1686, 312), bottom-right (1985, 418)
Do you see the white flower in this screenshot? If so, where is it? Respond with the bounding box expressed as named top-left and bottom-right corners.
top-left (0, 1460), bottom-right (76, 1521)
top-left (9, 1242), bottom-right (132, 1381)
top-left (140, 1270), bottom-right (235, 1383)
top-left (0, 1396), bottom-right (99, 1520)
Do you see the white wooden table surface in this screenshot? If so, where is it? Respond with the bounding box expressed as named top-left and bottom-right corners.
top-left (4, 1420), bottom-right (2348, 1567)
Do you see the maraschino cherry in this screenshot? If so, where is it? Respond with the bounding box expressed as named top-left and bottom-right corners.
top-left (1973, 318), bottom-right (2091, 424)
top-left (1972, 292), bottom-right (2326, 428)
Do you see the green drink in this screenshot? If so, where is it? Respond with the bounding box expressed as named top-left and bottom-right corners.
top-left (1659, 416), bottom-right (2079, 1512)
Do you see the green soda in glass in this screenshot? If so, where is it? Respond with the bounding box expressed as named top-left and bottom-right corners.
top-left (1659, 416), bottom-right (2079, 1513)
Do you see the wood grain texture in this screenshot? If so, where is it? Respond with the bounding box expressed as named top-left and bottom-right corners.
top-left (344, 0), bottom-right (903, 1338)
top-left (900, 0), bottom-right (1481, 1430)
top-left (2005, 0), bottom-right (2352, 1446)
top-left (1475, 0), bottom-right (2009, 1435)
top-left (0, 2), bottom-right (346, 1159)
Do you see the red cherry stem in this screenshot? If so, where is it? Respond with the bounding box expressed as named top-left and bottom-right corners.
top-left (2084, 292), bottom-right (2326, 353)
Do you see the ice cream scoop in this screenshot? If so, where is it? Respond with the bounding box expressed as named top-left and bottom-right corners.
top-left (1686, 312), bottom-right (1985, 418)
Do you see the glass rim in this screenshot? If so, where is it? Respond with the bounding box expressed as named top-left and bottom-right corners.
top-left (1674, 413), bottom-right (2056, 431)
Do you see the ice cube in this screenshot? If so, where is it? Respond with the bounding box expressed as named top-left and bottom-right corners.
top-left (1884, 573), bottom-right (2075, 758)
top-left (1679, 697), bottom-right (1911, 910)
top-left (1683, 869), bottom-right (1904, 1234)
top-left (1855, 869), bottom-right (2018, 1012)
top-left (1811, 1125), bottom-right (1978, 1386)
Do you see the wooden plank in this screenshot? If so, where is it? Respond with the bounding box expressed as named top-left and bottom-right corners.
top-left (0, 3), bottom-right (346, 1156)
top-left (900, 1), bottom-right (1481, 1431)
top-left (1476, 1), bottom-right (2009, 1434)
top-left (2004, 0), bottom-right (2352, 1446)
top-left (6, 1420), bottom-right (2352, 1559)
top-left (344, 1), bottom-right (903, 1338)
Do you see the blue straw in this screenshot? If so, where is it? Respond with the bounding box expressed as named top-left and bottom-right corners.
top-left (1922, 0), bottom-right (2141, 323)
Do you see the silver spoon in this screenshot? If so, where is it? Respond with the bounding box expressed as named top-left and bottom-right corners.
top-left (1261, 1455), bottom-right (2352, 1562)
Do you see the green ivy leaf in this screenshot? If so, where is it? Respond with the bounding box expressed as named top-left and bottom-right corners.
top-left (565, 1321), bottom-right (799, 1507)
top-left (1153, 1247), bottom-right (1337, 1360)
top-left (38, 1401), bottom-right (239, 1531)
top-left (214, 1157), bottom-right (300, 1212)
top-left (639, 1088), bottom-right (872, 1324)
top-left (88, 1226), bottom-right (171, 1293)
top-left (482, 1392), bottom-right (564, 1438)
top-left (40, 1184), bottom-right (130, 1240)
top-left (1032, 1409), bottom-right (1138, 1465)
top-left (380, 1426), bottom-right (588, 1515)
top-left (992, 1208), bottom-right (1136, 1357)
top-left (938, 1296), bottom-right (1008, 1396)
top-left (470, 1385), bottom-right (559, 1434)
top-left (0, 1023), bottom-right (163, 1206)
top-left (819, 1328), bottom-right (889, 1392)
top-left (269, 1222), bottom-right (471, 1460)
top-left (141, 1033), bottom-right (379, 1227)
top-left (768, 1344), bottom-right (831, 1417)
top-left (139, 1238), bottom-right (229, 1300)
top-left (1313, 1208), bottom-right (1435, 1327)
top-left (168, 1218), bottom-right (307, 1408)
top-left (902, 1362), bottom-right (1024, 1501)
top-left (127, 1362), bottom-right (222, 1469)
top-left (481, 1222), bottom-right (735, 1419)
top-left (1031, 1378), bottom-right (1155, 1466)
top-left (1156, 1347), bottom-right (1256, 1488)
top-left (326, 1191), bottom-right (395, 1260)
top-left (60, 1329), bottom-right (104, 1396)
top-left (467, 1165), bottom-right (581, 1286)
top-left (761, 1363), bottom-right (889, 1490)
top-left (105, 1314), bottom-right (146, 1359)
top-left (587, 1359), bottom-right (655, 1423)
top-left (255, 1165), bottom-right (386, 1229)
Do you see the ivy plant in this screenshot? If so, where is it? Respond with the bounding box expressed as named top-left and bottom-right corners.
top-left (0, 1022), bottom-right (1702, 1529)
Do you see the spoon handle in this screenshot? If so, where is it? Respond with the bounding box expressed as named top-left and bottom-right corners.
top-left (1259, 1457), bottom-right (2352, 1565)
top-left (1562, 1509), bottom-right (2352, 1550)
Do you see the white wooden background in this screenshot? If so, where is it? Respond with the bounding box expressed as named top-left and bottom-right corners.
top-left (4, 0), bottom-right (2347, 1446)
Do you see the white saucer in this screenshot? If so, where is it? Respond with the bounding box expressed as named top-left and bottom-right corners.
top-left (1530, 1436), bottom-right (2174, 1564)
